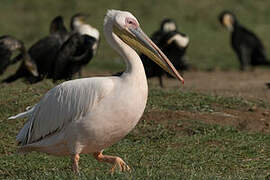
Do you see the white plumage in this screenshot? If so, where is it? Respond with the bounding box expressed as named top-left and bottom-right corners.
top-left (10, 9), bottom-right (184, 173)
top-left (167, 34), bottom-right (189, 48)
top-left (77, 24), bottom-right (100, 40)
top-left (72, 14), bottom-right (100, 41)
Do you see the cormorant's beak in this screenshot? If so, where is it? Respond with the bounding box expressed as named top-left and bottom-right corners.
top-left (222, 14), bottom-right (233, 31)
top-left (19, 46), bottom-right (39, 77)
top-left (80, 14), bottom-right (90, 22)
top-left (24, 58), bottom-right (39, 77)
top-left (113, 25), bottom-right (184, 84)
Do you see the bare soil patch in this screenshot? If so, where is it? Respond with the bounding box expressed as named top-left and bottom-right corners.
top-left (142, 108), bottom-right (270, 134)
top-left (148, 69), bottom-right (270, 102)
top-left (145, 69), bottom-right (270, 133)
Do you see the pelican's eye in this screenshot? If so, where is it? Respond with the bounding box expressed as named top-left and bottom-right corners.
top-left (125, 17), bottom-right (138, 27)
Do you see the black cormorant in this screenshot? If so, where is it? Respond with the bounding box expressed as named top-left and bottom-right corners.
top-left (68, 13), bottom-right (100, 78)
top-left (50, 13), bottom-right (100, 80)
top-left (52, 33), bottom-right (97, 81)
top-left (0, 35), bottom-right (25, 74)
top-left (3, 14), bottom-right (100, 83)
top-left (219, 10), bottom-right (270, 71)
top-left (141, 18), bottom-right (189, 87)
top-left (2, 16), bottom-right (68, 83)
top-left (47, 13), bottom-right (100, 81)
top-left (0, 35), bottom-right (38, 80)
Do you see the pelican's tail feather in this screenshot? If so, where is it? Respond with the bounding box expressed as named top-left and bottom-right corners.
top-left (8, 105), bottom-right (36, 144)
top-left (16, 120), bottom-right (31, 143)
top-left (8, 106), bottom-right (35, 120)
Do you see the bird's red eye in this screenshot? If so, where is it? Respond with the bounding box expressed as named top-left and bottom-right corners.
top-left (125, 17), bottom-right (137, 27)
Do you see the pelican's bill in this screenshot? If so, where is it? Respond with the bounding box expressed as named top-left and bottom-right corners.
top-left (113, 24), bottom-right (184, 84)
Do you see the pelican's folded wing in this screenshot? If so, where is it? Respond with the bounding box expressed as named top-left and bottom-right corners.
top-left (19, 77), bottom-right (115, 145)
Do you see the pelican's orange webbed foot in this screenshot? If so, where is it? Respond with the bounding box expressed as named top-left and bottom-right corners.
top-left (71, 154), bottom-right (80, 173)
top-left (93, 152), bottom-right (130, 173)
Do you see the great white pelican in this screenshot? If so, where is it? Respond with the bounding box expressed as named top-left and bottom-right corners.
top-left (9, 9), bottom-right (184, 173)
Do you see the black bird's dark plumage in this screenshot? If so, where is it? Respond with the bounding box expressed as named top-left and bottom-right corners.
top-left (0, 35), bottom-right (38, 83)
top-left (141, 18), bottom-right (190, 87)
top-left (2, 16), bottom-right (68, 83)
top-left (266, 82), bottom-right (270, 89)
top-left (3, 13), bottom-right (99, 84)
top-left (219, 11), bottom-right (270, 71)
top-left (0, 35), bottom-right (24, 74)
top-left (51, 13), bottom-right (100, 81)
top-left (52, 33), bottom-right (96, 81)
top-left (50, 16), bottom-right (69, 41)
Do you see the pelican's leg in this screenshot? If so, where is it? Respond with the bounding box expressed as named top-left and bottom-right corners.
top-left (71, 154), bottom-right (80, 173)
top-left (93, 151), bottom-right (130, 173)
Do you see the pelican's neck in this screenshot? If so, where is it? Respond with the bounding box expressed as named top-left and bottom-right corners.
top-left (104, 20), bottom-right (146, 81)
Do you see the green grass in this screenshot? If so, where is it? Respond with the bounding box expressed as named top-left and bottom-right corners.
top-left (1, 113), bottom-right (270, 179)
top-left (0, 81), bottom-right (270, 179)
top-left (0, 0), bottom-right (270, 179)
top-left (147, 88), bottom-right (270, 112)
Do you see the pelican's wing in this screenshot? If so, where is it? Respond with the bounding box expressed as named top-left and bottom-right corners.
top-left (18, 77), bottom-right (115, 145)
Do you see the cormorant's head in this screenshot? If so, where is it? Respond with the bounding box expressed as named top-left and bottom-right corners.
top-left (18, 44), bottom-right (39, 77)
top-left (219, 10), bottom-right (237, 31)
top-left (0, 35), bottom-right (23, 51)
top-left (50, 16), bottom-right (68, 35)
top-left (70, 13), bottom-right (89, 30)
top-left (160, 18), bottom-right (177, 33)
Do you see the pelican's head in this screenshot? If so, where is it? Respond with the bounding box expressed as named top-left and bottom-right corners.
top-left (105, 10), bottom-right (184, 84)
top-left (219, 11), bottom-right (237, 32)
top-left (71, 13), bottom-right (89, 30)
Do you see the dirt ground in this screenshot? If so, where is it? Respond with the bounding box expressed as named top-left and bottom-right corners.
top-left (145, 68), bottom-right (270, 133)
top-left (142, 109), bottom-right (270, 134)
top-left (149, 69), bottom-right (270, 102)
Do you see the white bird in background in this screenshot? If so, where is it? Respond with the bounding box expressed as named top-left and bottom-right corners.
top-left (9, 9), bottom-right (184, 173)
